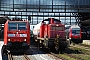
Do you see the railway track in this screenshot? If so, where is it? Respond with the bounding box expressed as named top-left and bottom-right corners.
top-left (7, 40), bottom-right (90, 60)
top-left (8, 53), bottom-right (13, 60)
top-left (49, 49), bottom-right (84, 60)
top-left (23, 54), bottom-right (31, 60)
top-left (8, 53), bottom-right (31, 60)
top-left (62, 44), bottom-right (90, 60)
top-left (7, 46), bottom-right (90, 60)
top-left (31, 40), bottom-right (70, 60)
top-left (70, 43), bottom-right (90, 52)
top-left (48, 51), bottom-right (84, 60)
top-left (48, 43), bottom-right (90, 60)
top-left (49, 52), bottom-right (67, 60)
top-left (64, 53), bottom-right (84, 60)
top-left (79, 43), bottom-right (90, 48)
top-left (31, 41), bottom-right (84, 60)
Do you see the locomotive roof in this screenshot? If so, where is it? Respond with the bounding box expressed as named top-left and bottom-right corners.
top-left (42, 18), bottom-right (61, 22)
top-left (0, 16), bottom-right (10, 24)
top-left (70, 25), bottom-right (80, 28)
top-left (8, 20), bottom-right (28, 22)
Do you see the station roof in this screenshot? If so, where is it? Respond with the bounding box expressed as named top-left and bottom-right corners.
top-left (81, 19), bottom-right (90, 24)
top-left (81, 19), bottom-right (90, 28)
top-left (0, 16), bottom-right (10, 24)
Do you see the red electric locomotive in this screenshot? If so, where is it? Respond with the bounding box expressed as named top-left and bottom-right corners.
top-left (2, 19), bottom-right (30, 54)
top-left (33, 18), bottom-right (68, 53)
top-left (69, 25), bottom-right (82, 44)
top-left (65, 25), bottom-right (82, 44)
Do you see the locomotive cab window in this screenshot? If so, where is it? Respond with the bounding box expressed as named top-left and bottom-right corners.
top-left (8, 23), bottom-right (17, 30)
top-left (18, 23), bottom-right (26, 30)
top-left (8, 22), bottom-right (27, 30)
top-left (54, 19), bottom-right (61, 24)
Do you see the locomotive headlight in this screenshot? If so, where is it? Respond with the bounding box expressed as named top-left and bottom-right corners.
top-left (69, 38), bottom-right (71, 40)
top-left (4, 44), bottom-right (6, 45)
top-left (57, 34), bottom-right (60, 38)
top-left (56, 25), bottom-right (58, 26)
top-left (24, 39), bottom-right (26, 41)
top-left (16, 32), bottom-right (18, 34)
top-left (8, 39), bottom-right (11, 41)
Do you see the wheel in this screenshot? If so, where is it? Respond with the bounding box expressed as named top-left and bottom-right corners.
top-left (1, 45), bottom-right (8, 59)
top-left (59, 41), bottom-right (67, 54)
top-left (54, 45), bottom-right (59, 54)
top-left (69, 38), bottom-right (72, 44)
top-left (70, 40), bottom-right (72, 44)
top-left (2, 45), bottom-right (7, 54)
top-left (55, 48), bottom-right (59, 54)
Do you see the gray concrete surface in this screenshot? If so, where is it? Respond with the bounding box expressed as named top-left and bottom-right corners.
top-left (83, 40), bottom-right (90, 45)
top-left (0, 41), bottom-right (4, 60)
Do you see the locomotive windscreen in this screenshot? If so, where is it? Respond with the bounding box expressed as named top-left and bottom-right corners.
top-left (8, 22), bottom-right (26, 30)
top-left (72, 28), bottom-right (80, 34)
top-left (54, 19), bottom-right (61, 24)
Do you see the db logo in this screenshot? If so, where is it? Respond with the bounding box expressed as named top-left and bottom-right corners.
top-left (16, 34), bottom-right (19, 37)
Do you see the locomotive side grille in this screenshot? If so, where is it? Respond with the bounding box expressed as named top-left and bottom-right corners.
top-left (49, 26), bottom-right (65, 38)
top-left (52, 26), bottom-right (64, 31)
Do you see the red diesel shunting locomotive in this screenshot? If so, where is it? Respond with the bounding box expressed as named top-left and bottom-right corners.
top-left (2, 19), bottom-right (30, 54)
top-left (33, 18), bottom-right (68, 53)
